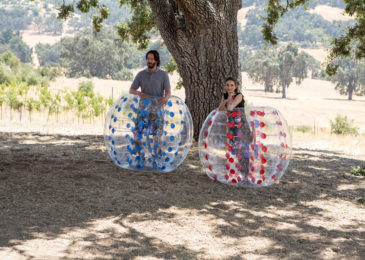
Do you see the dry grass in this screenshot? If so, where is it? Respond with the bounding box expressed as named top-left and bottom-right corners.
top-left (308, 5), bottom-right (353, 21)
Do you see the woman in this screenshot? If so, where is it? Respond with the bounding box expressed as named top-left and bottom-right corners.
top-left (218, 77), bottom-right (245, 111)
top-left (218, 77), bottom-right (252, 181)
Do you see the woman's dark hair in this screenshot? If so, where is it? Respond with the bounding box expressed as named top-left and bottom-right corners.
top-left (146, 50), bottom-right (160, 67)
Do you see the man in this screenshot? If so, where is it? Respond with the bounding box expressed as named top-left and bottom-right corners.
top-left (129, 50), bottom-right (171, 104)
top-left (129, 50), bottom-right (171, 159)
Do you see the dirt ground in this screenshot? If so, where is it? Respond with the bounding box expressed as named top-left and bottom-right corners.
top-left (0, 131), bottom-right (364, 259)
top-left (1, 72), bottom-right (365, 259)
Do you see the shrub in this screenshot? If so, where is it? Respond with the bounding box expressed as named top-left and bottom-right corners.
top-left (330, 115), bottom-right (359, 136)
top-left (295, 125), bottom-right (312, 133)
top-left (350, 164), bottom-right (365, 176)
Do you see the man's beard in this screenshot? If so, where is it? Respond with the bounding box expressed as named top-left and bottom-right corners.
top-left (148, 62), bottom-right (156, 69)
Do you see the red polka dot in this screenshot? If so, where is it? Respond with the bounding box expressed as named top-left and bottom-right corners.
top-left (262, 146), bottom-right (268, 152)
top-left (227, 146), bottom-right (233, 152)
top-left (225, 174), bottom-right (229, 180)
top-left (231, 179), bottom-right (237, 184)
top-left (230, 122), bottom-right (235, 128)
top-left (204, 143), bottom-right (207, 149)
top-left (205, 131), bottom-right (209, 137)
top-left (237, 122), bottom-right (242, 128)
top-left (229, 158), bottom-right (234, 163)
top-left (227, 133), bottom-right (234, 140)
top-left (213, 174), bottom-right (217, 180)
top-left (209, 120), bottom-right (212, 126)
top-left (261, 156), bottom-right (267, 164)
top-left (260, 122), bottom-right (265, 128)
top-left (225, 153), bottom-right (230, 159)
top-left (257, 180), bottom-right (262, 184)
top-left (225, 164), bottom-right (230, 170)
top-left (271, 174), bottom-right (276, 179)
top-left (261, 133), bottom-right (267, 139)
top-left (250, 111), bottom-right (256, 116)
top-left (237, 155), bottom-right (243, 161)
top-left (208, 165), bottom-right (213, 171)
top-left (237, 176), bottom-right (242, 182)
top-left (205, 154), bottom-right (209, 160)
top-left (232, 112), bottom-right (237, 117)
top-left (230, 169), bottom-right (235, 175)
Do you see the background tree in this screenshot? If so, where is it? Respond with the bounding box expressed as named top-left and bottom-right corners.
top-left (60, 29), bottom-right (133, 80)
top-left (246, 49), bottom-right (279, 92)
top-left (263, 0), bottom-right (365, 75)
top-left (330, 55), bottom-right (365, 100)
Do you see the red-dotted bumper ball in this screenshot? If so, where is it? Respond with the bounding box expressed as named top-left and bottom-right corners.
top-left (198, 107), bottom-right (291, 187)
top-left (104, 94), bottom-right (193, 173)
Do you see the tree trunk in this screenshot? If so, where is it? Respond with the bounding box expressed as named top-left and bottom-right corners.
top-left (282, 84), bottom-right (286, 98)
top-left (149, 0), bottom-right (242, 140)
top-left (348, 84), bottom-right (353, 100)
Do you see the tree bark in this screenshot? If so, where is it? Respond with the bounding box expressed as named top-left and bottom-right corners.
top-left (148, 0), bottom-right (242, 140)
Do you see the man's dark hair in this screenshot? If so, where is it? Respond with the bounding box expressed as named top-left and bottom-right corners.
top-left (146, 50), bottom-right (160, 67)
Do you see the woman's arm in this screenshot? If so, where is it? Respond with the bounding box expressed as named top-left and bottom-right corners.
top-left (218, 96), bottom-right (227, 111)
top-left (227, 94), bottom-right (243, 111)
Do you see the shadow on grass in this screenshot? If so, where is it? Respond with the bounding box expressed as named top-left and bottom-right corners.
top-left (0, 132), bottom-right (364, 259)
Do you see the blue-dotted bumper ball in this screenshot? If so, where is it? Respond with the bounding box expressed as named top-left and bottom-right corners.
top-left (199, 106), bottom-right (291, 187)
top-left (104, 94), bottom-right (193, 173)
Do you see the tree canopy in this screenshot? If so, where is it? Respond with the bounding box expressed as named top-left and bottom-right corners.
top-left (263, 0), bottom-right (365, 75)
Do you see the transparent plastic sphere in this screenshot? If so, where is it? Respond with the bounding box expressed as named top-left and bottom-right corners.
top-left (104, 94), bottom-right (193, 173)
top-left (199, 106), bottom-right (291, 187)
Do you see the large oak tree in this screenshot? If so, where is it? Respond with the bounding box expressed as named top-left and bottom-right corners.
top-left (51, 0), bottom-right (365, 139)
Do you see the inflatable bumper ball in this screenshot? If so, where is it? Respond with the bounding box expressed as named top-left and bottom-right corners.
top-left (104, 94), bottom-right (193, 173)
top-left (199, 107), bottom-right (291, 187)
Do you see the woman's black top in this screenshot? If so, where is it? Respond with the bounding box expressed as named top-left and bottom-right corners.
top-left (224, 92), bottom-right (245, 108)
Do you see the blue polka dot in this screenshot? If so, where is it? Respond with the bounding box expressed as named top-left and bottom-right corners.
top-left (112, 140), bottom-right (115, 145)
top-left (111, 115), bottom-right (114, 119)
top-left (167, 100), bottom-right (172, 107)
top-left (113, 151), bottom-right (117, 155)
top-left (170, 136), bottom-right (175, 141)
top-left (118, 107), bottom-right (121, 112)
top-left (170, 112), bottom-right (174, 117)
top-left (136, 156), bottom-right (141, 161)
top-left (133, 97), bottom-right (138, 103)
top-left (179, 110), bottom-right (182, 114)
top-left (114, 117), bottom-right (117, 122)
top-left (171, 123), bottom-right (175, 129)
top-left (138, 121), bottom-right (144, 128)
top-left (115, 105), bottom-right (118, 109)
top-left (143, 99), bottom-right (150, 106)
top-left (142, 141), bottom-right (146, 146)
top-left (163, 141), bottom-right (167, 146)
top-left (153, 162), bottom-right (158, 169)
top-left (165, 157), bottom-right (170, 162)
top-left (181, 120), bottom-right (184, 124)
top-left (112, 128), bottom-right (115, 134)
top-left (126, 134), bottom-right (130, 139)
top-left (108, 136), bottom-right (112, 140)
top-left (136, 145), bottom-right (142, 151)
top-left (128, 113), bottom-right (133, 118)
top-left (168, 147), bottom-right (173, 152)
top-left (126, 123), bottom-right (131, 128)
top-left (178, 142), bottom-right (182, 146)
top-left (124, 97), bottom-right (128, 102)
top-left (161, 166), bottom-right (166, 171)
top-left (175, 152), bottom-right (178, 156)
top-left (137, 133), bottom-right (142, 140)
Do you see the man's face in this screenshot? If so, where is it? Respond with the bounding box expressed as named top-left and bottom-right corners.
top-left (147, 53), bottom-right (157, 69)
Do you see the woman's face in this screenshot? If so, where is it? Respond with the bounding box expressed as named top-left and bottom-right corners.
top-left (225, 80), bottom-right (237, 94)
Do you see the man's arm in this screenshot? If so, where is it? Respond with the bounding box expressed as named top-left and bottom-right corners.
top-left (129, 87), bottom-right (148, 99)
top-left (160, 88), bottom-right (171, 105)
top-left (130, 72), bottom-right (148, 98)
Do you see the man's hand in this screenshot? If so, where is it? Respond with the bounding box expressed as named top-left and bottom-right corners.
top-left (159, 96), bottom-right (168, 105)
top-left (139, 92), bottom-right (148, 99)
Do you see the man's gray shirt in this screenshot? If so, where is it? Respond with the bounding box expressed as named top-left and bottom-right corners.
top-left (131, 68), bottom-right (171, 97)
